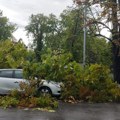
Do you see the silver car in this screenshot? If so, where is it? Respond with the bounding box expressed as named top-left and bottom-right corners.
top-left (0, 69), bottom-right (61, 96)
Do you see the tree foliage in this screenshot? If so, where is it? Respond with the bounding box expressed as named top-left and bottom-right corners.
top-left (25, 7), bottom-right (111, 65)
top-left (59, 7), bottom-right (84, 62)
top-left (0, 10), bottom-right (16, 41)
top-left (59, 7), bottom-right (111, 64)
top-left (25, 14), bottom-right (60, 61)
top-left (0, 40), bottom-right (29, 68)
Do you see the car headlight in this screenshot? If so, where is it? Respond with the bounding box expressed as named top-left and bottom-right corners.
top-left (59, 82), bottom-right (64, 88)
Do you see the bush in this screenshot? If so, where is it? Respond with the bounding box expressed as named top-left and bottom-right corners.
top-left (61, 64), bottom-right (120, 103)
top-left (36, 95), bottom-right (58, 109)
top-left (61, 74), bottom-right (81, 100)
top-left (9, 79), bottom-right (58, 108)
top-left (0, 96), bottom-right (19, 108)
top-left (0, 95), bottom-right (58, 109)
top-left (79, 64), bottom-right (120, 102)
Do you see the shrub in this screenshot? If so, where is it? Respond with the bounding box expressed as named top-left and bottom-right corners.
top-left (16, 95), bottom-right (58, 109)
top-left (9, 79), bottom-right (58, 108)
top-left (36, 95), bottom-right (58, 109)
top-left (61, 74), bottom-right (81, 100)
top-left (61, 64), bottom-right (120, 103)
top-left (80, 64), bottom-right (120, 102)
top-left (0, 96), bottom-right (19, 108)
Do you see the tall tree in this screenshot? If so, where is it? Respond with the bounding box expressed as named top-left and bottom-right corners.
top-left (74, 0), bottom-right (120, 83)
top-left (43, 14), bottom-right (62, 51)
top-left (25, 14), bottom-right (59, 61)
top-left (25, 14), bottom-right (47, 61)
top-left (59, 7), bottom-right (85, 62)
top-left (0, 10), bottom-right (16, 41)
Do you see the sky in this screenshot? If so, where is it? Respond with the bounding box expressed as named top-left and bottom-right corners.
top-left (0, 0), bottom-right (73, 45)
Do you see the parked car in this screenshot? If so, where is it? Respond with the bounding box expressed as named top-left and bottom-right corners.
top-left (0, 69), bottom-right (61, 96)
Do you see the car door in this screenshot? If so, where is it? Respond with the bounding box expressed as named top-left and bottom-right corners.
top-left (0, 69), bottom-right (24, 94)
top-left (0, 70), bottom-right (15, 94)
top-left (13, 69), bottom-right (25, 89)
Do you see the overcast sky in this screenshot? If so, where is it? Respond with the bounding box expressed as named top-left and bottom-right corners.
top-left (0, 0), bottom-right (73, 45)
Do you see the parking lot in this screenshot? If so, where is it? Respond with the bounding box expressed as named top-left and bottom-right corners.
top-left (0, 102), bottom-right (120, 120)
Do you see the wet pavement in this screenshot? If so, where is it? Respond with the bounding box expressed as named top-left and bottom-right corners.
top-left (0, 102), bottom-right (120, 120)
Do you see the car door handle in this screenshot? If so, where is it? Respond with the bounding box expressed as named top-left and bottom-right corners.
top-left (14, 81), bottom-right (19, 83)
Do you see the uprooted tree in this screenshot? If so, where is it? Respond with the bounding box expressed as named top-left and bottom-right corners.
top-left (74, 0), bottom-right (120, 83)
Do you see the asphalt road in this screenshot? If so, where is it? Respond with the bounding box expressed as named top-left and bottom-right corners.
top-left (0, 102), bottom-right (120, 120)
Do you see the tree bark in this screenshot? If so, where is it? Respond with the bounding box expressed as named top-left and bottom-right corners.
top-left (35, 30), bottom-right (43, 62)
top-left (112, 45), bottom-right (120, 83)
top-left (111, 0), bottom-right (120, 83)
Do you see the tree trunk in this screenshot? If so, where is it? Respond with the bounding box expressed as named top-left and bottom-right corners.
top-left (112, 45), bottom-right (120, 83)
top-left (111, 0), bottom-right (120, 83)
top-left (35, 31), bottom-right (43, 61)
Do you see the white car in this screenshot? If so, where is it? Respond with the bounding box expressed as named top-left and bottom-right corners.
top-left (0, 69), bottom-right (61, 96)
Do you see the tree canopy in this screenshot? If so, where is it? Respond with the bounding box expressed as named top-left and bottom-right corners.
top-left (0, 11), bottom-right (16, 41)
top-left (0, 40), bottom-right (30, 68)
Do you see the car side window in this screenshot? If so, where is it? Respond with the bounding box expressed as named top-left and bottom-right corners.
top-left (0, 70), bottom-right (13, 78)
top-left (14, 70), bottom-right (23, 79)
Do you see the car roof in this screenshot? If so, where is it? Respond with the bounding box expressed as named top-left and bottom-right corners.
top-left (0, 69), bottom-right (22, 71)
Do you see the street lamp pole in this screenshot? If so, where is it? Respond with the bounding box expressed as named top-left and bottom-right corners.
top-left (83, 2), bottom-right (86, 67)
top-left (75, 0), bottom-right (87, 67)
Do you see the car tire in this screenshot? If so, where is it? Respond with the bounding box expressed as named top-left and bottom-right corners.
top-left (38, 86), bottom-right (52, 96)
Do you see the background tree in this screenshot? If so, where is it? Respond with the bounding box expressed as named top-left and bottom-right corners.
top-left (59, 7), bottom-right (84, 62)
top-left (0, 10), bottom-right (16, 41)
top-left (25, 14), bottom-right (60, 61)
top-left (86, 37), bottom-right (112, 65)
top-left (59, 7), bottom-right (111, 64)
top-left (26, 7), bottom-right (112, 66)
top-left (44, 14), bottom-right (62, 51)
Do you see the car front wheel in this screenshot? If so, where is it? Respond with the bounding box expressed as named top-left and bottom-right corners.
top-left (38, 86), bottom-right (52, 96)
